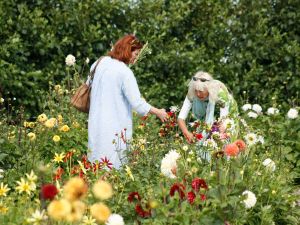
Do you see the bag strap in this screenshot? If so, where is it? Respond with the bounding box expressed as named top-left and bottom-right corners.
top-left (89, 56), bottom-right (104, 83)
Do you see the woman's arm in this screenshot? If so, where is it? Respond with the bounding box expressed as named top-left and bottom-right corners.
top-left (178, 118), bottom-right (194, 143)
top-left (178, 97), bottom-right (194, 143)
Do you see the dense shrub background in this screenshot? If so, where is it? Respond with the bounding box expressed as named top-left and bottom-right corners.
top-left (0, 0), bottom-right (299, 115)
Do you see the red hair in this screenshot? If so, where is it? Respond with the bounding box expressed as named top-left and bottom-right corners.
top-left (108, 34), bottom-right (143, 64)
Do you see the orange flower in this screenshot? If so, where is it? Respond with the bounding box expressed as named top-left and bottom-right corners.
top-left (234, 140), bottom-right (246, 151)
top-left (224, 143), bottom-right (239, 157)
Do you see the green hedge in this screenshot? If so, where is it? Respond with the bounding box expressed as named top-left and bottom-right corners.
top-left (1, 0), bottom-right (299, 115)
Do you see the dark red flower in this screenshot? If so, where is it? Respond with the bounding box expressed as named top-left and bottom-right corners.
top-left (128, 192), bottom-right (141, 203)
top-left (53, 167), bottom-right (64, 180)
top-left (41, 184), bottom-right (58, 200)
top-left (170, 183), bottom-right (185, 200)
top-left (195, 133), bottom-right (203, 140)
top-left (63, 151), bottom-right (73, 162)
top-left (191, 178), bottom-right (208, 192)
top-left (93, 162), bottom-right (102, 172)
top-left (135, 204), bottom-right (151, 218)
top-left (141, 115), bottom-right (148, 121)
top-left (187, 191), bottom-right (196, 204)
top-left (100, 157), bottom-right (113, 170)
top-left (200, 194), bottom-right (206, 201)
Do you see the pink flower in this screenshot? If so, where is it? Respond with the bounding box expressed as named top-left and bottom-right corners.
top-left (224, 143), bottom-right (239, 157)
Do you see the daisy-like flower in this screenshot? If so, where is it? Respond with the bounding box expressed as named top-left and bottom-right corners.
top-left (262, 158), bottom-right (276, 172)
top-left (77, 160), bottom-right (87, 174)
top-left (53, 153), bottom-right (65, 163)
top-left (0, 202), bottom-right (9, 214)
top-left (242, 104), bottom-right (252, 111)
top-left (202, 138), bottom-right (217, 149)
top-left (161, 150), bottom-right (180, 179)
top-left (258, 135), bottom-right (264, 144)
top-left (222, 118), bottom-right (235, 131)
top-left (252, 104), bottom-right (262, 113)
top-left (16, 178), bottom-right (32, 195)
top-left (182, 145), bottom-right (189, 151)
top-left (65, 54), bottom-right (76, 66)
top-left (26, 170), bottom-right (37, 183)
top-left (267, 107), bottom-right (279, 115)
top-left (100, 157), bottom-right (113, 170)
top-left (287, 108), bottom-right (298, 119)
top-left (82, 215), bottom-right (97, 225)
top-left (26, 170), bottom-right (37, 191)
top-left (242, 190), bottom-right (257, 208)
top-left (170, 106), bottom-right (179, 113)
top-left (0, 182), bottom-right (10, 197)
top-left (247, 111), bottom-right (258, 118)
top-left (125, 165), bottom-right (134, 181)
top-left (26, 209), bottom-right (48, 224)
top-left (244, 133), bottom-right (257, 146)
top-left (106, 213), bottom-right (124, 225)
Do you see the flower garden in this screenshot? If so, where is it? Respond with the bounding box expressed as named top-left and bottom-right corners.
top-left (0, 56), bottom-right (299, 225)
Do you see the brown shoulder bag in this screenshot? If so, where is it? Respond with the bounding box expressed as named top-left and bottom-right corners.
top-left (70, 57), bottom-right (103, 113)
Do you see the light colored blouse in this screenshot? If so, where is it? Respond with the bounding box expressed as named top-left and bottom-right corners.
top-left (87, 56), bottom-right (151, 169)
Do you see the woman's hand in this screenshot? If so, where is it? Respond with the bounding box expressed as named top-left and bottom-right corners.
top-left (183, 131), bottom-right (194, 143)
top-left (149, 107), bottom-right (168, 122)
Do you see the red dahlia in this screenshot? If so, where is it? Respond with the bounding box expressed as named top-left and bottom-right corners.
top-left (41, 184), bottom-right (58, 200)
top-left (128, 192), bottom-right (141, 203)
top-left (191, 178), bottom-right (208, 192)
top-left (170, 183), bottom-right (185, 200)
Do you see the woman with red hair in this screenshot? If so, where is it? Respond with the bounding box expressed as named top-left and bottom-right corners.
top-left (87, 34), bottom-right (167, 169)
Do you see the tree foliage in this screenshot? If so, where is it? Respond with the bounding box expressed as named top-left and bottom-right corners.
top-left (0, 0), bottom-right (299, 114)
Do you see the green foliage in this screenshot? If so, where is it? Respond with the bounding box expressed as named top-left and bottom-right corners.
top-left (0, 0), bottom-right (299, 115)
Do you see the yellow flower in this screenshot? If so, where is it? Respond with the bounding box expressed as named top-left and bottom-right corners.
top-left (82, 215), bottom-right (97, 225)
top-left (37, 113), bottom-right (48, 123)
top-left (92, 180), bottom-right (113, 200)
top-left (149, 200), bottom-right (159, 209)
top-left (54, 85), bottom-right (61, 91)
top-left (72, 121), bottom-right (80, 128)
top-left (26, 170), bottom-right (38, 183)
top-left (63, 177), bottom-right (87, 201)
top-left (27, 132), bottom-right (36, 141)
top-left (57, 114), bottom-right (63, 124)
top-left (59, 125), bottom-right (70, 132)
top-left (0, 203), bottom-right (8, 214)
top-left (28, 122), bottom-right (35, 128)
top-left (23, 121), bottom-right (29, 127)
top-left (0, 183), bottom-right (10, 197)
top-left (77, 160), bottom-right (87, 174)
top-left (53, 135), bottom-right (60, 142)
top-left (26, 209), bottom-right (48, 224)
top-left (66, 200), bottom-right (86, 222)
top-left (53, 153), bottom-right (65, 163)
top-left (125, 165), bottom-right (134, 181)
top-left (90, 203), bottom-right (111, 222)
top-left (45, 118), bottom-right (57, 128)
top-left (16, 178), bottom-right (32, 195)
top-left (47, 199), bottom-right (72, 220)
